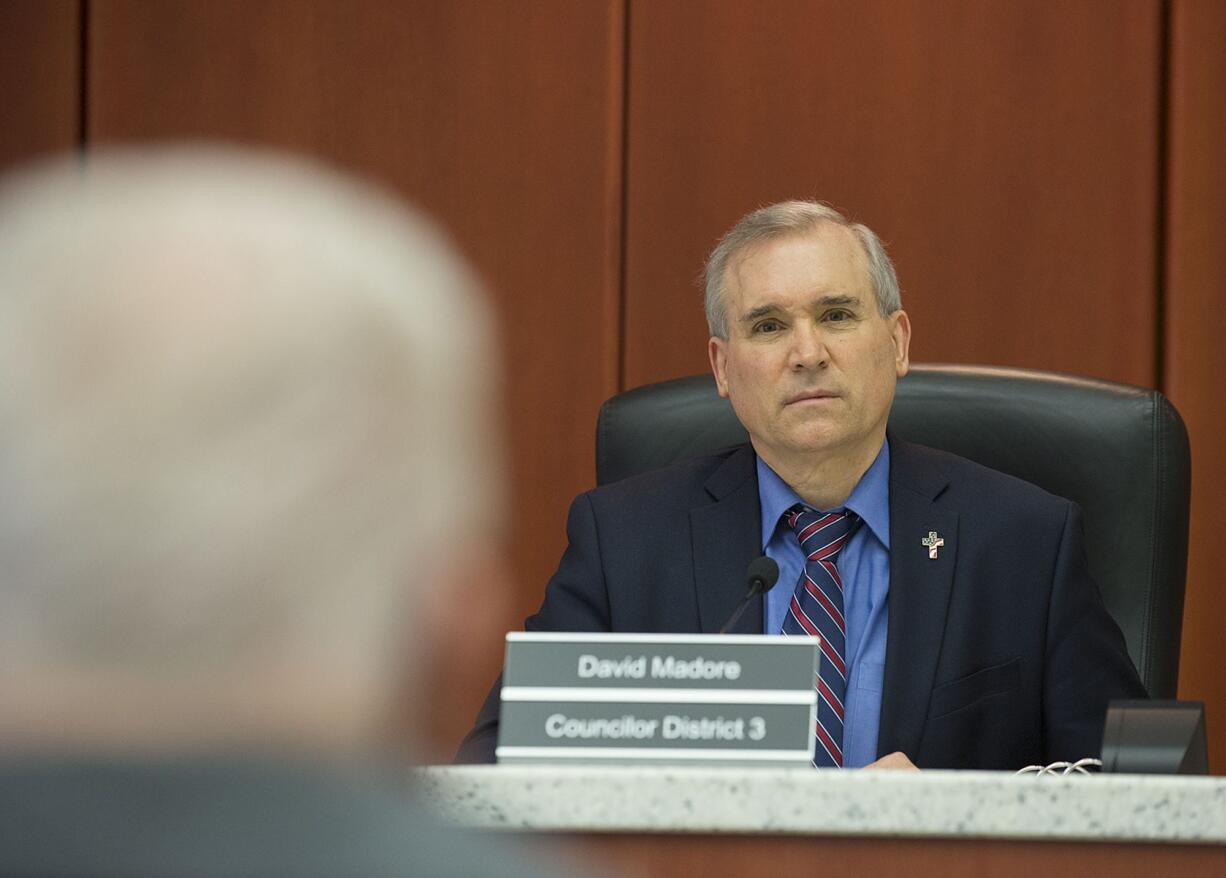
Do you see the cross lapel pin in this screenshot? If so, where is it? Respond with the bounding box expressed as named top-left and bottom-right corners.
top-left (921, 530), bottom-right (944, 559)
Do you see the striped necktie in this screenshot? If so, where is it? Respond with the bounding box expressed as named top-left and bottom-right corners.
top-left (780, 504), bottom-right (860, 767)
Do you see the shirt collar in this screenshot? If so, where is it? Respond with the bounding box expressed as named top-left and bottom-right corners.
top-left (756, 439), bottom-right (891, 549)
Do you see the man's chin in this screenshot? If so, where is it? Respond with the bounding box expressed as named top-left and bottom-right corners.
top-left (758, 430), bottom-right (850, 461)
top-left (779, 418), bottom-right (849, 451)
top-left (769, 424), bottom-right (887, 463)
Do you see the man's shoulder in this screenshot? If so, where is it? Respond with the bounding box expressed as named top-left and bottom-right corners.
top-left (0, 759), bottom-right (559, 878)
top-left (893, 438), bottom-right (1073, 517)
top-left (583, 443), bottom-right (754, 509)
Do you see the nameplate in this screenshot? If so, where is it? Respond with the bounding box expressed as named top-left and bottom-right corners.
top-left (495, 632), bottom-right (818, 766)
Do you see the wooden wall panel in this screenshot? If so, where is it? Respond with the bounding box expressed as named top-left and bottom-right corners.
top-left (86, 0), bottom-right (625, 755)
top-left (1165, 0), bottom-right (1226, 774)
top-left (14, 0), bottom-right (1209, 766)
top-left (623, 0), bottom-right (1161, 390)
top-left (0, 0), bottom-right (79, 170)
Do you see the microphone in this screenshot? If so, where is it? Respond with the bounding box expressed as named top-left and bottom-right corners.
top-left (719, 556), bottom-right (780, 634)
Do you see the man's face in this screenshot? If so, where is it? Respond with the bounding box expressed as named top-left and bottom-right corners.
top-left (708, 224), bottom-right (911, 471)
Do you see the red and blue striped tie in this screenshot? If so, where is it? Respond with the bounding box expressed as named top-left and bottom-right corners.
top-left (780, 505), bottom-right (859, 767)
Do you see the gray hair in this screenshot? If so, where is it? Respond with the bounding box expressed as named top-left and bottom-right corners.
top-left (0, 147), bottom-right (502, 738)
top-left (703, 200), bottom-right (901, 339)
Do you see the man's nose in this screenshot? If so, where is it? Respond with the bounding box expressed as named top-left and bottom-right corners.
top-left (788, 323), bottom-right (828, 370)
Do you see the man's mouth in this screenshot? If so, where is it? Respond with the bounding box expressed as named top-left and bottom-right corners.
top-left (785, 389), bottom-right (840, 405)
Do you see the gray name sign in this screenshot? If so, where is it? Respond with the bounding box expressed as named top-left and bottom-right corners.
top-left (496, 633), bottom-right (818, 766)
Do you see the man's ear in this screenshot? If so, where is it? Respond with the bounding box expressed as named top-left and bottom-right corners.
top-left (708, 336), bottom-right (731, 399)
top-left (890, 310), bottom-right (911, 378)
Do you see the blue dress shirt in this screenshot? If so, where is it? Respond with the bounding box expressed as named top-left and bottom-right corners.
top-left (758, 441), bottom-right (891, 768)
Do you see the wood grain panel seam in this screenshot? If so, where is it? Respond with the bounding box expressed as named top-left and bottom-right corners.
top-left (1155, 0), bottom-right (1172, 393)
top-left (77, 0), bottom-right (89, 147)
top-left (616, 0), bottom-right (632, 394)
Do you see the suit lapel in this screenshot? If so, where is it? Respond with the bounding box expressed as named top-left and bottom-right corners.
top-left (878, 438), bottom-right (959, 759)
top-left (691, 446), bottom-right (764, 634)
top-left (684, 438), bottom-right (961, 755)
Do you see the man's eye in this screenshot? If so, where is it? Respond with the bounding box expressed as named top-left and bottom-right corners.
top-left (753, 320), bottom-right (781, 333)
top-left (825, 309), bottom-right (852, 322)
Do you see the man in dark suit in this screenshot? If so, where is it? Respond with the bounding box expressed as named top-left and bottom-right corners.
top-left (459, 200), bottom-right (1145, 769)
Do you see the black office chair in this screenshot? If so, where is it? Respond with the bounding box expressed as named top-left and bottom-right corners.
top-left (595, 364), bottom-right (1190, 698)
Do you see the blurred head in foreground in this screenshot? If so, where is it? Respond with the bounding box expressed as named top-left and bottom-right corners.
top-left (0, 147), bottom-right (503, 760)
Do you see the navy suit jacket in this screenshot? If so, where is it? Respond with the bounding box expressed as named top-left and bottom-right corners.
top-left (458, 438), bottom-right (1145, 768)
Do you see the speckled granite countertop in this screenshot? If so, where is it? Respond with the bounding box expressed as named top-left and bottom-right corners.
top-left (419, 765), bottom-right (1226, 844)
